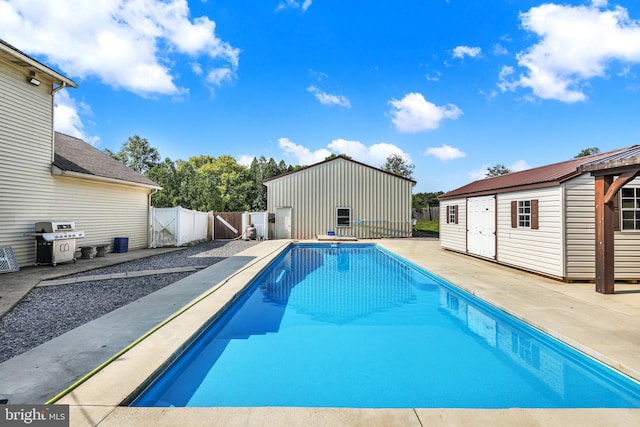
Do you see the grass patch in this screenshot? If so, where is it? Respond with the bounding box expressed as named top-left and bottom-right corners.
top-left (415, 219), bottom-right (439, 234)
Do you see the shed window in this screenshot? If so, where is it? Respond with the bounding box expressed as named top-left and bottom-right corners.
top-left (336, 207), bottom-right (351, 227)
top-left (511, 200), bottom-right (539, 229)
top-left (518, 200), bottom-right (531, 227)
top-left (621, 188), bottom-right (640, 230)
top-left (447, 205), bottom-right (458, 224)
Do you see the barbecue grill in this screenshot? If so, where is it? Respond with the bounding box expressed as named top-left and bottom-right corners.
top-left (34, 221), bottom-right (85, 266)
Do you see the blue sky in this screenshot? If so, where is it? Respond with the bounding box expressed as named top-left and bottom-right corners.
top-left (3, 0), bottom-right (640, 193)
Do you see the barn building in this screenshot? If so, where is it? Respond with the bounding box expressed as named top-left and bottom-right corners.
top-left (264, 156), bottom-right (415, 240)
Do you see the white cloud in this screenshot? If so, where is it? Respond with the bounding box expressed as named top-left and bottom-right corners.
top-left (276, 0), bottom-right (312, 12)
top-left (452, 46), bottom-right (482, 59)
top-left (278, 137), bottom-right (410, 167)
top-left (493, 44), bottom-right (508, 56)
top-left (388, 93), bottom-right (462, 133)
top-left (278, 138), bottom-right (332, 165)
top-left (327, 138), bottom-right (410, 166)
top-left (206, 67), bottom-right (233, 86)
top-left (307, 86), bottom-right (351, 107)
top-left (501, 2), bottom-right (640, 102)
top-left (468, 165), bottom-right (490, 181)
top-left (425, 70), bottom-right (442, 82)
top-left (54, 90), bottom-right (99, 145)
top-left (0, 0), bottom-right (239, 96)
top-left (237, 155), bottom-right (254, 167)
top-left (510, 160), bottom-right (532, 172)
top-left (424, 144), bottom-right (466, 161)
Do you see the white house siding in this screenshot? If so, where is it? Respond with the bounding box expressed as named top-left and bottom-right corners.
top-left (0, 60), bottom-right (57, 265)
top-left (439, 198), bottom-right (466, 252)
top-left (51, 176), bottom-right (150, 252)
top-left (1, 60), bottom-right (151, 266)
top-left (265, 159), bottom-right (413, 239)
top-left (496, 187), bottom-right (564, 278)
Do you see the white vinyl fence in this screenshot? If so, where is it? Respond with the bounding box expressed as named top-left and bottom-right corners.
top-left (241, 211), bottom-right (268, 240)
top-left (151, 206), bottom-right (209, 247)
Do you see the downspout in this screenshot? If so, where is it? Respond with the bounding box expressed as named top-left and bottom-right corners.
top-left (148, 189), bottom-right (158, 248)
top-left (50, 81), bottom-right (69, 162)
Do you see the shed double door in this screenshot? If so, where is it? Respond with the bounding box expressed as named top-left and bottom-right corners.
top-left (467, 196), bottom-right (496, 259)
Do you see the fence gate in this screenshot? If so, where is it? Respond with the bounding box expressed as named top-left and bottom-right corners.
top-left (212, 212), bottom-right (243, 239)
top-left (152, 208), bottom-right (178, 247)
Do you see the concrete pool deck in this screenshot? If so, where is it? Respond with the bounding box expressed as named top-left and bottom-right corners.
top-left (16, 239), bottom-right (640, 425)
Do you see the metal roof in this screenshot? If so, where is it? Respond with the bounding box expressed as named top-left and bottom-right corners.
top-left (440, 146), bottom-right (635, 200)
top-left (263, 156), bottom-right (417, 185)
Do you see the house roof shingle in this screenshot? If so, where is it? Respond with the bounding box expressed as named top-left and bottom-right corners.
top-left (53, 132), bottom-right (161, 189)
top-left (440, 146), bottom-right (637, 200)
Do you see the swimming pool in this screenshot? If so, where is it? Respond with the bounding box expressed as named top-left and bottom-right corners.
top-left (131, 243), bottom-right (640, 408)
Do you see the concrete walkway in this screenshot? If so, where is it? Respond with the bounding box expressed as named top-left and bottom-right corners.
top-left (36, 266), bottom-right (206, 287)
top-left (0, 248), bottom-right (265, 404)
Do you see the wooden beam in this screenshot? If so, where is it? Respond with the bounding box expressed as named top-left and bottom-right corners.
top-left (603, 170), bottom-right (640, 204)
top-left (595, 175), bottom-right (615, 294)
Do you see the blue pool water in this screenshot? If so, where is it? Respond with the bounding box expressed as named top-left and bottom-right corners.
top-left (131, 244), bottom-right (640, 408)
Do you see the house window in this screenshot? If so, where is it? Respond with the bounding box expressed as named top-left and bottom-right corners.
top-left (510, 199), bottom-right (539, 229)
top-left (621, 187), bottom-right (640, 230)
top-left (518, 200), bottom-right (531, 228)
top-left (336, 207), bottom-right (351, 227)
top-left (447, 205), bottom-right (458, 224)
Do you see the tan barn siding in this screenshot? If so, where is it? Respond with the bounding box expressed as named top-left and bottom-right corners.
top-left (564, 175), bottom-right (640, 279)
top-left (266, 159), bottom-right (412, 239)
top-left (496, 188), bottom-right (564, 278)
top-left (439, 198), bottom-right (466, 252)
top-left (564, 174), bottom-right (596, 279)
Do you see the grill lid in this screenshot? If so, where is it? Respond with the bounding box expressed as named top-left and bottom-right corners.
top-left (35, 221), bottom-right (76, 233)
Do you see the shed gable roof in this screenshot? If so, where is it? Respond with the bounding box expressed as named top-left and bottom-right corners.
top-left (263, 156), bottom-right (417, 185)
top-left (440, 146), bottom-right (635, 200)
top-left (53, 132), bottom-right (160, 189)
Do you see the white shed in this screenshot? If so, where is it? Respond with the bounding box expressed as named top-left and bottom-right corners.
top-left (263, 157), bottom-right (415, 240)
top-left (439, 146), bottom-right (640, 283)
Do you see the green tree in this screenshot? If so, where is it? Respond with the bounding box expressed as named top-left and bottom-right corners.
top-left (574, 147), bottom-right (600, 158)
top-left (246, 156), bottom-right (293, 211)
top-left (147, 157), bottom-right (179, 207)
top-left (485, 164), bottom-right (511, 178)
top-left (412, 191), bottom-right (444, 208)
top-left (203, 155), bottom-right (254, 212)
top-left (382, 154), bottom-right (415, 179)
top-left (178, 156), bottom-right (224, 211)
top-left (105, 135), bottom-right (160, 174)
top-left (324, 153), bottom-right (353, 161)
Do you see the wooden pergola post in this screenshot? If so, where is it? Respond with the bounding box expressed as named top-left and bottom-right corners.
top-left (580, 153), bottom-right (640, 294)
top-left (595, 175), bottom-right (615, 294)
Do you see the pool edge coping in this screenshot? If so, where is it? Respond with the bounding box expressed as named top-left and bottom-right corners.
top-left (55, 239), bottom-right (640, 426)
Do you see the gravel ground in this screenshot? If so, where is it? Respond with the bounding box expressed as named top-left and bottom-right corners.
top-left (0, 239), bottom-right (259, 363)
